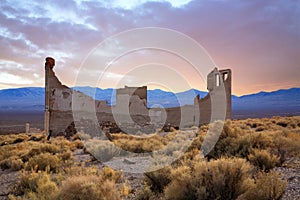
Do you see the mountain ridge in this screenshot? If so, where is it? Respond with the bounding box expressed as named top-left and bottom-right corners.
top-left (0, 87), bottom-right (299, 118)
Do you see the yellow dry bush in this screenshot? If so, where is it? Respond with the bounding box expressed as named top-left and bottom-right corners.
top-left (248, 149), bottom-right (280, 172)
top-left (240, 171), bottom-right (287, 200)
top-left (0, 156), bottom-right (23, 171)
top-left (273, 131), bottom-right (300, 162)
top-left (120, 182), bottom-right (131, 196)
top-left (109, 132), bottom-right (175, 153)
top-left (14, 169), bottom-right (57, 199)
top-left (55, 175), bottom-right (120, 200)
top-left (63, 164), bottom-right (100, 176)
top-left (144, 166), bottom-right (172, 193)
top-left (136, 184), bottom-right (161, 200)
top-left (164, 158), bottom-right (253, 200)
top-left (39, 143), bottom-right (60, 154)
top-left (100, 166), bottom-right (123, 183)
top-left (251, 132), bottom-right (274, 149)
top-left (58, 150), bottom-right (73, 161)
top-left (25, 153), bottom-right (59, 172)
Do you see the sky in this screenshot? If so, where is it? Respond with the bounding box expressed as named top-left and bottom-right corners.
top-left (0, 0), bottom-right (299, 96)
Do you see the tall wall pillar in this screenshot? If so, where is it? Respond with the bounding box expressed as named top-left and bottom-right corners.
top-left (44, 57), bottom-right (55, 135)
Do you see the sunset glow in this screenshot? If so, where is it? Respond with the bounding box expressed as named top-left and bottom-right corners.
top-left (0, 0), bottom-right (299, 96)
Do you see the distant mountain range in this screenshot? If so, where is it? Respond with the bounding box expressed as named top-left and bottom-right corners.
top-left (0, 87), bottom-right (299, 118)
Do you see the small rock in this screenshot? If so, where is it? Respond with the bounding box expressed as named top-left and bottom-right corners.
top-left (123, 158), bottom-right (136, 164)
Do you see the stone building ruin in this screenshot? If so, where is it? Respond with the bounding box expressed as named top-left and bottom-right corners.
top-left (44, 57), bottom-right (232, 137)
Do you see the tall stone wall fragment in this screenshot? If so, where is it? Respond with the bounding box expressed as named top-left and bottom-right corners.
top-left (44, 57), bottom-right (232, 137)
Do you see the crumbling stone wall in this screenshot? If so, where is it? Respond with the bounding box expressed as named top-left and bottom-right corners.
top-left (44, 57), bottom-right (232, 136)
top-left (44, 57), bottom-right (113, 137)
top-left (196, 68), bottom-right (232, 125)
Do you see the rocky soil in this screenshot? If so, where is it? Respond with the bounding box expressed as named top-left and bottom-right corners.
top-left (0, 170), bottom-right (20, 200)
top-left (274, 157), bottom-right (300, 200)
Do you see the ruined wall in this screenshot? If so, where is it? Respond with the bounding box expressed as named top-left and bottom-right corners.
top-left (44, 57), bottom-right (113, 137)
top-left (197, 68), bottom-right (232, 125)
top-left (44, 57), bottom-right (232, 136)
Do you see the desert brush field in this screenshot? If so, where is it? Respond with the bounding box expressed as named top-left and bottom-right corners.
top-left (0, 116), bottom-right (299, 200)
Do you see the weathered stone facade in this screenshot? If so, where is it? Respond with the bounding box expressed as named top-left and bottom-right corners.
top-left (196, 68), bottom-right (232, 124)
top-left (44, 58), bottom-right (231, 137)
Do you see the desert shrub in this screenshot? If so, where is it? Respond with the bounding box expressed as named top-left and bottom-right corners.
top-left (164, 158), bottom-right (253, 200)
top-left (58, 150), bottom-right (73, 161)
top-left (0, 134), bottom-right (29, 145)
top-left (15, 169), bottom-right (57, 199)
top-left (0, 144), bottom-right (16, 161)
top-left (25, 153), bottom-right (59, 172)
top-left (63, 164), bottom-right (100, 176)
top-left (54, 175), bottom-right (120, 200)
top-left (136, 185), bottom-right (161, 200)
top-left (50, 136), bottom-right (78, 151)
top-left (144, 166), bottom-right (172, 193)
top-left (255, 127), bottom-right (264, 132)
top-left (63, 165), bottom-right (123, 183)
top-left (0, 156), bottom-right (23, 171)
top-left (277, 121), bottom-right (288, 127)
top-left (250, 132), bottom-right (273, 149)
top-left (71, 133), bottom-right (81, 141)
top-left (16, 170), bottom-right (40, 195)
top-left (100, 166), bottom-right (123, 183)
top-left (72, 139), bottom-right (84, 149)
top-left (248, 149), bottom-right (280, 172)
top-left (120, 182), bottom-right (131, 197)
top-left (240, 171), bottom-right (286, 200)
top-left (12, 137), bottom-right (25, 144)
top-left (205, 122), bottom-right (252, 159)
top-left (273, 132), bottom-right (300, 163)
top-left (85, 139), bottom-right (120, 162)
top-left (28, 134), bottom-right (45, 142)
top-left (40, 143), bottom-right (60, 154)
top-left (110, 133), bottom-right (168, 153)
top-left (21, 143), bottom-right (61, 162)
top-left (34, 173), bottom-right (58, 200)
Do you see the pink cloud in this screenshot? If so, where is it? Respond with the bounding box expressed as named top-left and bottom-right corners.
top-left (0, 0), bottom-right (299, 95)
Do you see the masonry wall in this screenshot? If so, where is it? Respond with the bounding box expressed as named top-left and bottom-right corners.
top-left (44, 58), bottom-right (232, 136)
top-left (197, 68), bottom-right (232, 125)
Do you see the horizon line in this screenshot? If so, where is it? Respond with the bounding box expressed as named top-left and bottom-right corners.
top-left (0, 85), bottom-right (299, 98)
